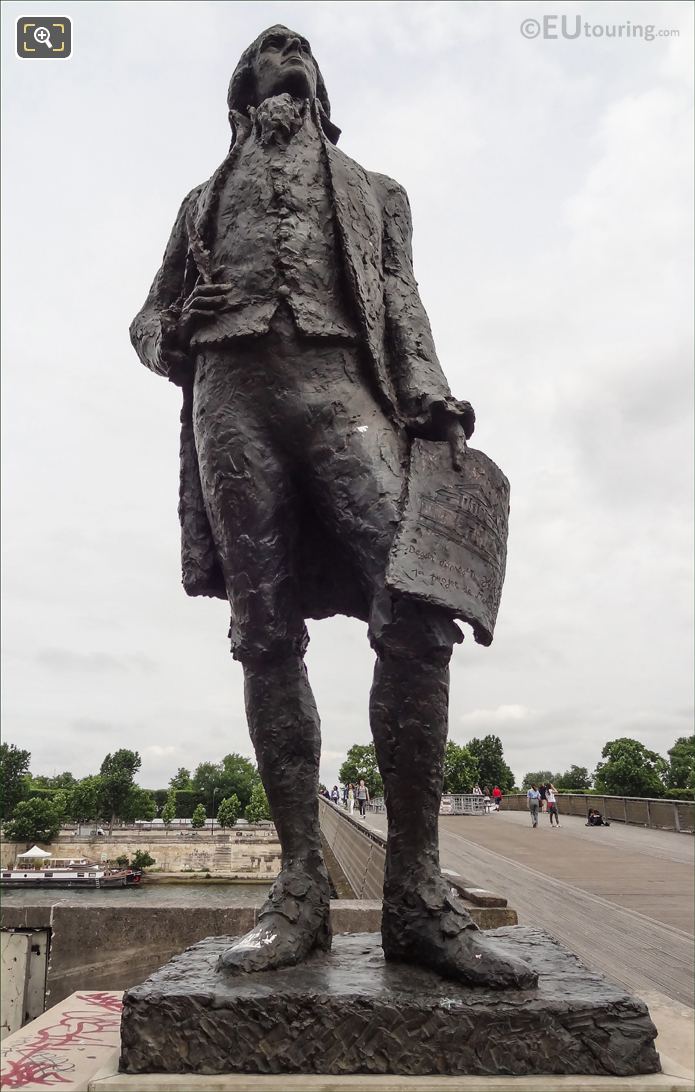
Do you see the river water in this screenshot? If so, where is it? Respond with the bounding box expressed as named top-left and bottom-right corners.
top-left (0, 882), bottom-right (271, 907)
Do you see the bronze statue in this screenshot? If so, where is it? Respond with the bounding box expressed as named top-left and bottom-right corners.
top-left (131, 25), bottom-right (535, 989)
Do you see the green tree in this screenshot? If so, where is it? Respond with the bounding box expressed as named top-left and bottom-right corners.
top-left (123, 787), bottom-right (157, 822)
top-left (245, 782), bottom-right (272, 823)
top-left (442, 741), bottom-right (479, 793)
top-left (190, 761), bottom-right (218, 802)
top-left (219, 754), bottom-right (258, 808)
top-left (47, 771), bottom-right (77, 790)
top-left (67, 776), bottom-right (105, 822)
top-left (594, 738), bottom-right (667, 798)
top-left (665, 736), bottom-right (695, 790)
top-left (100, 750), bottom-right (142, 832)
top-left (217, 794), bottom-right (241, 828)
top-left (191, 803), bottom-right (207, 829)
top-left (169, 789), bottom-right (206, 818)
top-left (169, 767), bottom-right (192, 790)
top-left (191, 754), bottom-right (259, 811)
top-left (52, 790), bottom-right (69, 822)
top-left (161, 789), bottom-right (177, 826)
top-left (113, 851), bottom-right (156, 870)
top-left (555, 765), bottom-right (592, 791)
top-left (28, 774), bottom-right (51, 789)
top-left (0, 743), bottom-right (31, 819)
top-left (5, 797), bottom-right (64, 843)
top-left (338, 743), bottom-right (383, 797)
top-left (521, 770), bottom-right (555, 790)
top-left (131, 850), bottom-right (156, 870)
top-left (466, 735), bottom-right (515, 792)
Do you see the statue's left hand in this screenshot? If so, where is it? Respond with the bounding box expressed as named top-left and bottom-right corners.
top-left (411, 397), bottom-right (475, 472)
top-left (443, 415), bottom-right (468, 472)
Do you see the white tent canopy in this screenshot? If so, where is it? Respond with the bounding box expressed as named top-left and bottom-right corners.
top-left (16, 845), bottom-right (52, 859)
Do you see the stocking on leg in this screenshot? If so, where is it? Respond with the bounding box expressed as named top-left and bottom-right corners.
top-left (369, 602), bottom-right (537, 989)
top-left (217, 652), bottom-right (331, 974)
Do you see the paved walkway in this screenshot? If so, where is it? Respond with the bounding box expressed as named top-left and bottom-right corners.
top-left (363, 809), bottom-right (694, 1007)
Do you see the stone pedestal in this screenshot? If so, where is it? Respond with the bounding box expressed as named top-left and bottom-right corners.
top-left (120, 928), bottom-right (660, 1078)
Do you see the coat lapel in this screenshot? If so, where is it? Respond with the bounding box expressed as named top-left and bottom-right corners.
top-left (320, 137), bottom-right (398, 416)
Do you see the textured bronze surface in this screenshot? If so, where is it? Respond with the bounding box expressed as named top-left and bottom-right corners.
top-left (387, 440), bottom-right (510, 646)
top-left (130, 23), bottom-right (531, 988)
top-left (120, 929), bottom-right (660, 1077)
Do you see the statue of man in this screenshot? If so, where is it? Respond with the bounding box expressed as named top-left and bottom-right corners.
top-left (131, 25), bottom-right (534, 989)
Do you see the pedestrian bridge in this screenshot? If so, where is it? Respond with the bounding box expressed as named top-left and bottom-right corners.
top-left (318, 797), bottom-right (694, 1011)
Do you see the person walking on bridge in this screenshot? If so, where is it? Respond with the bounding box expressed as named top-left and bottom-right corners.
top-left (356, 779), bottom-right (370, 818)
top-left (527, 784), bottom-right (540, 828)
top-left (546, 784), bottom-right (560, 827)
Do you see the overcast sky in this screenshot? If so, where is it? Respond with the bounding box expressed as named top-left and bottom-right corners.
top-left (2, 1), bottom-right (693, 792)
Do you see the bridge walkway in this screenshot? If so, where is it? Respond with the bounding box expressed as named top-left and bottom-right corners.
top-left (361, 808), bottom-right (694, 1009)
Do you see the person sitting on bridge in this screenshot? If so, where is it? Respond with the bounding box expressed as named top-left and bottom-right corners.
top-left (586, 808), bottom-right (610, 827)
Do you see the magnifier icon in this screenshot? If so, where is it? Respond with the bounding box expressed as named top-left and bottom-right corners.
top-left (34, 25), bottom-right (52, 48)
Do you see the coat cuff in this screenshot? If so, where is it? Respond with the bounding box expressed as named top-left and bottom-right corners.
top-left (404, 393), bottom-right (475, 437)
top-left (160, 309), bottom-right (192, 387)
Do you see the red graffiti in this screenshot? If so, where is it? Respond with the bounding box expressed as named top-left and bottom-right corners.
top-left (1, 995), bottom-right (122, 1088)
top-left (0, 1051), bottom-right (74, 1088)
top-left (75, 992), bottom-right (123, 1014)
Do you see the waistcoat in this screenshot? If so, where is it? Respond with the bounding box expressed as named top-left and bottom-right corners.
top-left (190, 100), bottom-right (357, 346)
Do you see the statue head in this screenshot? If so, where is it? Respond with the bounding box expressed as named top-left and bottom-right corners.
top-left (227, 25), bottom-right (338, 143)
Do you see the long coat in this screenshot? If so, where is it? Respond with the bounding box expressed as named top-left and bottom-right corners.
top-left (130, 105), bottom-right (460, 622)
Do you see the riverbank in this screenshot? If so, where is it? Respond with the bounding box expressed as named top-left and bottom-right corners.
top-left (0, 831), bottom-right (282, 879)
top-left (143, 872), bottom-right (270, 883)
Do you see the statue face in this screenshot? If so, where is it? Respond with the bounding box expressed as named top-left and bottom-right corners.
top-left (252, 27), bottom-right (318, 104)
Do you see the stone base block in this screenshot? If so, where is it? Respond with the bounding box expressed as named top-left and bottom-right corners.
top-left (120, 928), bottom-right (660, 1078)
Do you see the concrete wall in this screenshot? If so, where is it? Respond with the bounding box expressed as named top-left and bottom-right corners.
top-left (0, 900), bottom-right (382, 1012)
top-left (1, 832), bottom-right (282, 878)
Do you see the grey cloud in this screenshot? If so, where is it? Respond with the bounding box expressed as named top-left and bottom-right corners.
top-left (36, 649), bottom-right (159, 673)
top-left (2, 0), bottom-right (691, 797)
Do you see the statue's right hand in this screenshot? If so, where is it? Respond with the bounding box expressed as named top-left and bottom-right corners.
top-left (178, 283), bottom-right (233, 342)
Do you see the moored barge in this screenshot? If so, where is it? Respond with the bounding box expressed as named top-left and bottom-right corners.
top-left (0, 846), bottom-right (139, 889)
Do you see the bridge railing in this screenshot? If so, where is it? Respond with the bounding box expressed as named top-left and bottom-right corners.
top-left (319, 796), bottom-right (387, 899)
top-left (502, 793), bottom-right (694, 832)
top-left (369, 799), bottom-right (489, 816)
top-left (439, 794), bottom-right (488, 815)
top-left (317, 798), bottom-right (512, 919)
top-left (367, 795), bottom-right (488, 816)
